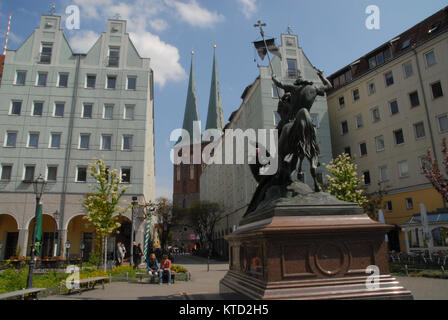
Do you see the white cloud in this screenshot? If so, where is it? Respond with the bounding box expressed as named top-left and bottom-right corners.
top-left (166, 0), bottom-right (225, 28)
top-left (236, 0), bottom-right (257, 19)
top-left (129, 31), bottom-right (186, 86)
top-left (149, 19), bottom-right (169, 31)
top-left (73, 0), bottom-right (114, 19)
top-left (69, 30), bottom-right (100, 53)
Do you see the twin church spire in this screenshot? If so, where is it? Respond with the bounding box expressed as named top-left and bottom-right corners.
top-left (181, 46), bottom-right (224, 139)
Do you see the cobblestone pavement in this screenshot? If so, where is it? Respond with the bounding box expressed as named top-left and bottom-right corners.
top-left (42, 255), bottom-right (448, 300)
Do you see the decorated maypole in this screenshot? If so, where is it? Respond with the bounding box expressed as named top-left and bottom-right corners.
top-left (143, 202), bottom-right (155, 263)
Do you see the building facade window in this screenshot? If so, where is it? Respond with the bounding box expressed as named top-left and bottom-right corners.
top-left (386, 200), bottom-right (393, 212)
top-left (50, 133), bottom-right (61, 148)
top-left (352, 89), bottom-right (360, 101)
top-left (363, 171), bottom-right (371, 185)
top-left (15, 71), bottom-right (26, 85)
top-left (398, 160), bottom-right (409, 178)
top-left (424, 50), bottom-right (437, 67)
top-left (341, 121), bottom-right (348, 135)
top-left (33, 102), bottom-right (43, 116)
top-left (375, 135), bottom-right (385, 152)
top-left (54, 103), bottom-right (65, 117)
top-left (389, 100), bottom-right (399, 115)
top-left (5, 132), bottom-right (17, 147)
top-left (431, 81), bottom-right (443, 99)
top-left (385, 71), bottom-right (394, 87)
top-left (286, 59), bottom-right (297, 78)
top-left (86, 75), bottom-right (96, 88)
top-left (82, 104), bottom-right (93, 118)
top-left (108, 47), bottom-right (120, 67)
top-left (58, 73), bottom-right (69, 87)
top-left (359, 142), bottom-right (367, 157)
top-left (124, 105), bottom-right (135, 120)
top-left (371, 107), bottom-right (380, 122)
top-left (127, 76), bottom-right (137, 90)
top-left (355, 114), bottom-right (363, 129)
top-left (1, 164), bottom-right (12, 181)
top-left (403, 61), bottom-right (413, 78)
top-left (176, 166), bottom-right (181, 182)
top-left (101, 135), bottom-right (112, 150)
top-left (107, 75), bottom-right (117, 89)
top-left (24, 165), bottom-right (35, 182)
top-left (122, 135), bottom-right (133, 151)
top-left (121, 168), bottom-right (131, 183)
top-left (394, 129), bottom-right (405, 145)
top-left (344, 147), bottom-right (351, 157)
top-left (437, 115), bottom-right (448, 133)
top-left (79, 134), bottom-right (90, 149)
top-left (76, 167), bottom-right (87, 182)
top-left (40, 43), bottom-right (53, 64)
top-left (37, 72), bottom-right (48, 86)
top-left (311, 114), bottom-right (319, 128)
top-left (406, 198), bottom-right (414, 210)
top-left (103, 105), bottom-right (114, 119)
top-left (367, 81), bottom-right (376, 95)
top-left (409, 91), bottom-right (420, 108)
top-left (10, 101), bottom-right (22, 115)
top-left (414, 122), bottom-right (426, 139)
top-left (338, 96), bottom-right (345, 108)
top-left (190, 165), bottom-right (194, 180)
top-left (47, 166), bottom-right (57, 181)
top-left (379, 166), bottom-right (388, 182)
top-left (28, 132), bottom-right (39, 148)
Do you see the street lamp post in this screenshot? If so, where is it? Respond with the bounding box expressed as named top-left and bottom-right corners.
top-left (80, 242), bottom-right (85, 269)
top-left (65, 240), bottom-right (71, 264)
top-left (130, 197), bottom-right (138, 268)
top-left (26, 175), bottom-right (47, 289)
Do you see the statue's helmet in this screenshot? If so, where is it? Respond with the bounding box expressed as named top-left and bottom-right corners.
top-left (294, 75), bottom-right (304, 85)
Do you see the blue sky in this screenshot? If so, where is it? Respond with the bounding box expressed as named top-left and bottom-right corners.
top-left (0, 0), bottom-right (446, 199)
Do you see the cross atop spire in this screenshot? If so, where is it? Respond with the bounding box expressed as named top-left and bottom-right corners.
top-left (50, 4), bottom-right (56, 15)
top-left (206, 45), bottom-right (225, 131)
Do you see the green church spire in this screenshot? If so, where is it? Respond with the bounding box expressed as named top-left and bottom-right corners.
top-left (205, 45), bottom-right (224, 131)
top-left (181, 51), bottom-right (200, 138)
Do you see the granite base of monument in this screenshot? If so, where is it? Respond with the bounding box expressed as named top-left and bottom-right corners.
top-left (219, 185), bottom-right (413, 300)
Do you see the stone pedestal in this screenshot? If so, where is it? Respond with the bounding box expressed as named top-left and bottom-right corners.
top-left (220, 202), bottom-right (413, 300)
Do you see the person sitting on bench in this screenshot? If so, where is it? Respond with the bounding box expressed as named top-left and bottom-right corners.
top-left (147, 253), bottom-right (159, 277)
top-left (159, 254), bottom-right (172, 285)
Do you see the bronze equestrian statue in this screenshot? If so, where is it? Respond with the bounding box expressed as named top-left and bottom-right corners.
top-left (245, 69), bottom-right (332, 215)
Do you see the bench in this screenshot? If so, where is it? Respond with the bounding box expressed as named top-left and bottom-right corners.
top-left (142, 271), bottom-right (176, 284)
top-left (0, 288), bottom-right (46, 300)
top-left (60, 276), bottom-right (109, 295)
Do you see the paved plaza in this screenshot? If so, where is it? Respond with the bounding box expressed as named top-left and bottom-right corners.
top-left (40, 255), bottom-right (448, 300)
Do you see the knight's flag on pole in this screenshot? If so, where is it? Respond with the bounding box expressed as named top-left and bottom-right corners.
top-left (253, 38), bottom-right (282, 60)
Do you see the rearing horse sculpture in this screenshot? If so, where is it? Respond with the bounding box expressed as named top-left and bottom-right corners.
top-left (245, 69), bottom-right (332, 216)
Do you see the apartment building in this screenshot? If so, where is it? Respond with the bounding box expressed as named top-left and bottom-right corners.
top-left (327, 7), bottom-right (448, 251)
top-left (0, 15), bottom-right (155, 261)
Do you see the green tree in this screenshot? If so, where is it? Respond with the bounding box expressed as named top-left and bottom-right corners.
top-left (361, 182), bottom-right (388, 220)
top-left (154, 197), bottom-right (174, 251)
top-left (83, 159), bottom-right (131, 271)
top-left (325, 153), bottom-right (367, 206)
top-left (189, 201), bottom-right (221, 256)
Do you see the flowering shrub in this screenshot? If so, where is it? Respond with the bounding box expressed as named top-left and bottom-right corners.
top-left (325, 153), bottom-right (367, 206)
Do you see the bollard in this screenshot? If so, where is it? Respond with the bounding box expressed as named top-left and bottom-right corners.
top-left (405, 264), bottom-right (409, 276)
top-left (442, 266), bottom-right (445, 276)
top-left (126, 272), bottom-right (128, 281)
top-left (109, 273), bottom-right (112, 284)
